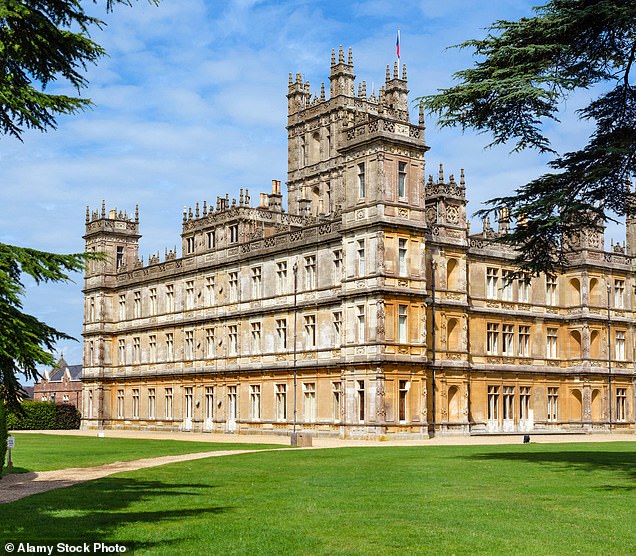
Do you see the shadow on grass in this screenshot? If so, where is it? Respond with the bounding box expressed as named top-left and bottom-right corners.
top-left (1, 475), bottom-right (228, 551)
top-left (467, 448), bottom-right (636, 489)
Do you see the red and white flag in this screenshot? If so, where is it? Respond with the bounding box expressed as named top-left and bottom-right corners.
top-left (396, 30), bottom-right (401, 61)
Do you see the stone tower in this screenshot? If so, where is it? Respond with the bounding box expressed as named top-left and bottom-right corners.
top-left (82, 202), bottom-right (140, 426)
top-left (286, 46), bottom-right (428, 217)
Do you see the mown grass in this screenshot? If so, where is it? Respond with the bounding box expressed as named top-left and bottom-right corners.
top-left (2, 433), bottom-right (282, 473)
top-left (2, 441), bottom-right (636, 554)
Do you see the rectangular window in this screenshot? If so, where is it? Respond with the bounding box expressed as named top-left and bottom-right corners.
top-left (332, 381), bottom-right (342, 422)
top-left (184, 387), bottom-right (193, 420)
top-left (614, 279), bottom-right (625, 309)
top-left (616, 388), bottom-right (627, 421)
top-left (518, 325), bottom-right (530, 357)
top-left (358, 162), bottom-right (365, 198)
top-left (547, 387), bottom-right (558, 421)
top-left (250, 384), bottom-right (261, 420)
top-left (88, 341), bottom-right (94, 366)
top-left (357, 305), bottom-right (366, 343)
top-left (276, 319), bottom-right (288, 350)
top-left (333, 250), bottom-right (342, 279)
top-left (615, 330), bottom-right (626, 361)
top-left (276, 261), bottom-right (288, 294)
top-left (117, 389), bottom-right (124, 418)
top-left (205, 386), bottom-right (214, 422)
top-left (148, 388), bottom-right (156, 419)
top-left (166, 333), bottom-right (174, 361)
top-left (501, 271), bottom-right (513, 301)
top-left (132, 336), bottom-right (141, 363)
top-left (546, 276), bottom-right (558, 306)
top-left (398, 238), bottom-right (408, 277)
top-left (503, 386), bottom-right (514, 420)
top-left (486, 268), bottom-right (499, 299)
top-left (185, 330), bottom-right (194, 359)
top-left (398, 304), bottom-right (408, 343)
top-left (116, 246), bottom-right (124, 270)
top-left (251, 322), bottom-right (262, 354)
top-left (186, 236), bottom-right (195, 254)
top-left (228, 325), bottom-right (238, 355)
top-left (487, 385), bottom-right (499, 420)
top-left (333, 311), bottom-right (342, 345)
top-left (206, 276), bottom-right (215, 306)
top-left (206, 328), bottom-right (215, 358)
top-left (276, 384), bottom-right (287, 421)
top-left (149, 335), bottom-right (157, 363)
top-left (118, 339), bottom-right (126, 365)
top-left (305, 255), bottom-right (316, 290)
top-left (88, 390), bottom-right (94, 418)
top-left (229, 272), bottom-right (238, 303)
top-left (132, 388), bottom-right (140, 419)
top-left (546, 327), bottom-right (558, 359)
top-left (304, 314), bottom-right (316, 348)
top-left (252, 266), bottom-right (262, 298)
top-left (399, 380), bottom-right (408, 421)
top-left (165, 388), bottom-right (173, 419)
top-left (303, 382), bottom-right (316, 422)
top-left (502, 324), bottom-right (514, 356)
top-left (229, 224), bottom-right (239, 243)
top-left (149, 287), bottom-right (157, 315)
top-left (207, 230), bottom-right (215, 249)
top-left (518, 276), bottom-right (530, 304)
top-left (486, 323), bottom-right (499, 355)
top-left (227, 385), bottom-right (238, 421)
top-left (519, 386), bottom-right (531, 421)
top-left (89, 297), bottom-right (95, 321)
top-left (357, 380), bottom-right (365, 422)
top-left (185, 281), bottom-right (195, 310)
top-left (166, 284), bottom-right (174, 312)
top-left (118, 294), bottom-right (126, 321)
top-left (398, 161), bottom-right (407, 198)
top-left (357, 240), bottom-right (366, 276)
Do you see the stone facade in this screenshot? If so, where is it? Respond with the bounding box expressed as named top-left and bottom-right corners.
top-left (81, 46), bottom-right (635, 437)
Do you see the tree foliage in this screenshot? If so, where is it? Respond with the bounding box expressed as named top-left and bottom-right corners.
top-left (0, 244), bottom-right (95, 409)
top-left (0, 0), bottom-right (158, 140)
top-left (420, 0), bottom-right (636, 275)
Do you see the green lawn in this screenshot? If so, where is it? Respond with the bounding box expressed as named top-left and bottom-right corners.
top-left (2, 441), bottom-right (636, 555)
top-left (2, 433), bottom-right (282, 472)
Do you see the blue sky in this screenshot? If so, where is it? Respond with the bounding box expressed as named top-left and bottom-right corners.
top-left (0, 0), bottom-right (617, 373)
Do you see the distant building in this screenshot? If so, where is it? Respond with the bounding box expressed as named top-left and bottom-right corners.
top-left (34, 357), bottom-right (83, 410)
top-left (81, 46), bottom-right (634, 437)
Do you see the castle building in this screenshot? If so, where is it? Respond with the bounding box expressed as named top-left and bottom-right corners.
top-left (82, 46), bottom-right (635, 436)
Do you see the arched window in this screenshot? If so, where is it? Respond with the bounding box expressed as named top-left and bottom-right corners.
top-left (448, 386), bottom-right (460, 422)
top-left (447, 258), bottom-right (459, 291)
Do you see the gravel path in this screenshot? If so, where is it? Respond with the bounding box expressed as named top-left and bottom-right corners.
top-left (0, 449), bottom-right (268, 504)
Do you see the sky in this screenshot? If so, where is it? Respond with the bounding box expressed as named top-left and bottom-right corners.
top-left (0, 0), bottom-right (618, 374)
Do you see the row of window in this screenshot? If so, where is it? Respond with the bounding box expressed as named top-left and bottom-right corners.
top-left (106, 382), bottom-right (344, 423)
top-left (485, 268), bottom-right (630, 308)
top-left (485, 323), bottom-right (628, 360)
top-left (88, 242), bottom-right (412, 323)
top-left (486, 386), bottom-right (628, 422)
top-left (357, 161), bottom-right (408, 199)
top-left (87, 303), bottom-right (413, 366)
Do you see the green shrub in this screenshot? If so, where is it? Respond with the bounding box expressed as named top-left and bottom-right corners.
top-left (55, 404), bottom-right (81, 429)
top-left (0, 402), bottom-right (7, 476)
top-left (7, 401), bottom-right (80, 430)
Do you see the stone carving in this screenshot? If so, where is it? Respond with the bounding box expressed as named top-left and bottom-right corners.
top-left (583, 388), bottom-right (592, 420)
top-left (376, 380), bottom-right (386, 421)
top-left (376, 300), bottom-right (385, 336)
